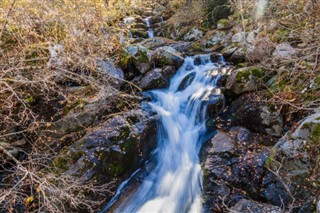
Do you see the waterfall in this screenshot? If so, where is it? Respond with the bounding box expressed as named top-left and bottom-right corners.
top-left (104, 54), bottom-right (226, 213)
top-left (144, 17), bottom-right (154, 38)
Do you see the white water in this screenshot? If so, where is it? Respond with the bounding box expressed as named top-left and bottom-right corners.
top-left (109, 55), bottom-right (226, 213)
top-left (147, 29), bottom-right (154, 38)
top-left (144, 17), bottom-right (154, 38)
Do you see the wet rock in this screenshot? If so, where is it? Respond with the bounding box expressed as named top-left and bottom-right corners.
top-left (126, 45), bottom-right (153, 74)
top-left (217, 19), bottom-right (233, 30)
top-left (152, 46), bottom-right (184, 68)
top-left (231, 199), bottom-right (282, 213)
top-left (223, 94), bottom-right (284, 137)
top-left (139, 66), bottom-right (176, 90)
top-left (273, 43), bottom-right (297, 60)
top-left (183, 28), bottom-right (204, 41)
top-left (226, 66), bottom-right (265, 95)
top-left (65, 109), bottom-right (157, 182)
top-left (178, 72), bottom-right (196, 91)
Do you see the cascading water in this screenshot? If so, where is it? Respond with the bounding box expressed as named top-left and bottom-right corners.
top-left (144, 17), bottom-right (154, 38)
top-left (104, 54), bottom-right (226, 213)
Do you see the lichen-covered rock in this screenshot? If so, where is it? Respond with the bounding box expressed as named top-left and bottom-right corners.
top-left (226, 66), bottom-right (265, 94)
top-left (64, 109), bottom-right (157, 182)
top-left (152, 46), bottom-right (184, 68)
top-left (139, 66), bottom-right (176, 90)
top-left (126, 45), bottom-right (153, 74)
top-left (183, 28), bottom-right (204, 41)
top-left (231, 199), bottom-right (282, 213)
top-left (223, 94), bottom-right (284, 137)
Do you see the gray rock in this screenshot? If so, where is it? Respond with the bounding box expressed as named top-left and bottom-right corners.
top-left (152, 46), bottom-right (184, 68)
top-left (273, 43), bottom-right (297, 59)
top-left (231, 32), bottom-right (246, 43)
top-left (98, 60), bottom-right (124, 87)
top-left (230, 46), bottom-right (246, 63)
top-left (183, 28), bottom-right (204, 41)
top-left (231, 199), bottom-right (282, 213)
top-left (208, 132), bottom-right (234, 154)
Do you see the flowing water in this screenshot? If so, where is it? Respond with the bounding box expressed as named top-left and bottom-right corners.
top-left (144, 17), bottom-right (154, 38)
top-left (104, 55), bottom-right (226, 213)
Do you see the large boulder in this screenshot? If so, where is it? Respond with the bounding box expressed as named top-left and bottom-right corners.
top-left (152, 46), bottom-right (184, 68)
top-left (222, 94), bottom-right (284, 137)
top-left (62, 109), bottom-right (157, 182)
top-left (226, 66), bottom-right (265, 95)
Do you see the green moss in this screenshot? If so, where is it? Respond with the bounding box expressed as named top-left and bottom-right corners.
top-left (235, 67), bottom-right (265, 82)
top-left (217, 19), bottom-right (230, 27)
top-left (271, 28), bottom-right (290, 43)
top-left (136, 48), bottom-right (149, 63)
top-left (53, 157), bottom-right (68, 173)
top-left (315, 77), bottom-right (320, 86)
top-left (310, 124), bottom-right (320, 143)
top-left (265, 147), bottom-right (277, 167)
top-left (108, 162), bottom-right (124, 177)
top-left (119, 50), bottom-right (133, 68)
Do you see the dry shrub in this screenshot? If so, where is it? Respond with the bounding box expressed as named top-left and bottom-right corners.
top-left (0, 0), bottom-right (149, 212)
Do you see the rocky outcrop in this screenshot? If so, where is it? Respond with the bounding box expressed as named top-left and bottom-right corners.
top-left (269, 110), bottom-right (320, 211)
top-left (62, 109), bottom-right (157, 182)
top-left (201, 127), bottom-right (290, 212)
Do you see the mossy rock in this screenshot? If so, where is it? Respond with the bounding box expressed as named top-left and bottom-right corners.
top-left (226, 66), bottom-right (265, 95)
top-left (217, 19), bottom-right (233, 30)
